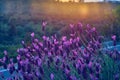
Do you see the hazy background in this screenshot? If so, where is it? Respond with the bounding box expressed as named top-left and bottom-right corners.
top-left (0, 0), bottom-right (120, 57)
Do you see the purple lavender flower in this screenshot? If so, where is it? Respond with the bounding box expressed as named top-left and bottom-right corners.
top-left (69, 24), bottom-right (74, 28)
top-left (77, 22), bottom-right (83, 33)
top-left (115, 74), bottom-right (119, 80)
top-left (4, 50), bottom-right (7, 55)
top-left (50, 73), bottom-right (54, 80)
top-left (1, 22), bottom-right (119, 80)
top-left (62, 36), bottom-right (67, 41)
top-left (111, 35), bottom-right (116, 41)
top-left (111, 35), bottom-right (116, 46)
top-left (42, 21), bottom-right (47, 32)
top-left (31, 32), bottom-right (35, 37)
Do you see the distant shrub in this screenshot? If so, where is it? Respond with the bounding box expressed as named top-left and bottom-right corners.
top-left (114, 6), bottom-right (120, 20)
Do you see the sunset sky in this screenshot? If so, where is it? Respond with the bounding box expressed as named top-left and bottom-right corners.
top-left (85, 0), bottom-right (120, 2)
top-left (84, 0), bottom-right (103, 2)
top-left (56, 0), bottom-right (120, 2)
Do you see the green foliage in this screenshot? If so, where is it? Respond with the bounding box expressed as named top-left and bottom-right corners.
top-left (100, 54), bottom-right (120, 80)
top-left (114, 6), bottom-right (120, 20)
top-left (42, 64), bottom-right (67, 80)
top-left (0, 21), bottom-right (63, 59)
top-left (0, 44), bottom-right (21, 58)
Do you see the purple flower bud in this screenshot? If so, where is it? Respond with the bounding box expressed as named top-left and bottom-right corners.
top-left (88, 61), bottom-right (93, 68)
top-left (35, 71), bottom-right (40, 77)
top-left (4, 50), bottom-right (7, 55)
top-left (70, 24), bottom-right (75, 34)
top-left (89, 74), bottom-right (95, 80)
top-left (8, 64), bottom-right (15, 74)
top-left (75, 63), bottom-right (79, 69)
top-left (73, 50), bottom-right (78, 56)
top-left (70, 75), bottom-right (77, 80)
top-left (111, 35), bottom-right (116, 46)
top-left (63, 41), bottom-right (70, 46)
top-left (42, 21), bottom-right (47, 31)
top-left (31, 32), bottom-right (35, 37)
top-left (76, 37), bottom-right (80, 42)
top-left (28, 73), bottom-right (34, 80)
top-left (19, 48), bottom-right (25, 53)
top-left (112, 53), bottom-right (117, 60)
top-left (10, 58), bottom-right (13, 63)
top-left (70, 33), bottom-right (75, 37)
top-left (61, 63), bottom-right (65, 69)
top-left (78, 22), bottom-right (83, 32)
top-left (39, 42), bottom-right (43, 47)
top-left (33, 43), bottom-right (39, 50)
top-left (87, 24), bottom-right (90, 28)
top-left (78, 22), bottom-right (83, 27)
top-left (21, 41), bottom-right (26, 48)
top-left (20, 60), bottom-right (24, 66)
top-left (65, 68), bottom-right (70, 75)
top-left (50, 73), bottom-right (54, 80)
top-left (59, 45), bottom-right (63, 50)
top-left (62, 36), bottom-right (67, 41)
top-left (91, 27), bottom-right (96, 32)
top-left (17, 49), bottom-right (20, 53)
top-left (111, 35), bottom-right (116, 41)
top-left (43, 36), bottom-right (47, 40)
top-left (37, 58), bottom-right (42, 66)
top-left (69, 24), bottom-right (74, 28)
top-left (48, 52), bottom-right (52, 57)
top-left (25, 59), bottom-right (29, 64)
top-left (17, 55), bottom-right (21, 61)
top-left (22, 41), bottom-right (25, 45)
top-left (115, 74), bottom-right (119, 80)
top-left (3, 57), bottom-right (6, 62)
top-left (34, 39), bottom-right (39, 43)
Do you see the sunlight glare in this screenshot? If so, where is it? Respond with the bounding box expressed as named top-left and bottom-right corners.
top-left (79, 5), bottom-right (88, 18)
top-left (55, 0), bottom-right (80, 3)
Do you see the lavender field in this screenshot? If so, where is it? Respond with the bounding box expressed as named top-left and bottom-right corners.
top-left (0, 0), bottom-right (120, 80)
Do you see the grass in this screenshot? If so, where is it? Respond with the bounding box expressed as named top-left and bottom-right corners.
top-left (100, 54), bottom-right (120, 80)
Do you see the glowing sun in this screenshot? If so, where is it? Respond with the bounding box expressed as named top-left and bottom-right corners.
top-left (55, 0), bottom-right (80, 3)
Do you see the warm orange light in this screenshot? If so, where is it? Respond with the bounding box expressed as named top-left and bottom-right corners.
top-left (55, 0), bottom-right (80, 3)
top-left (78, 5), bottom-right (88, 18)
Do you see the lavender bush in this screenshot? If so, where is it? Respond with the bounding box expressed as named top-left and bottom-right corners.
top-left (0, 22), bottom-right (120, 80)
